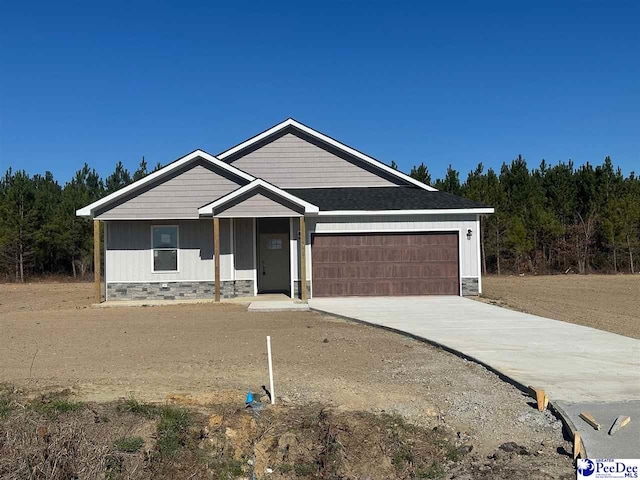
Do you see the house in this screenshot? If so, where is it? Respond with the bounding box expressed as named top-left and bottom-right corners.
top-left (77, 119), bottom-right (493, 302)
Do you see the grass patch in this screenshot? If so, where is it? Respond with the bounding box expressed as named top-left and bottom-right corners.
top-left (104, 454), bottom-right (123, 479)
top-left (117, 396), bottom-right (157, 417)
top-left (0, 394), bottom-right (12, 419)
top-left (392, 447), bottom-right (415, 469)
top-left (294, 463), bottom-right (316, 476)
top-left (211, 459), bottom-right (244, 479)
top-left (113, 436), bottom-right (145, 453)
top-left (435, 437), bottom-right (460, 462)
top-left (417, 461), bottom-right (445, 479)
top-left (30, 397), bottom-right (84, 416)
top-left (155, 405), bottom-right (192, 458)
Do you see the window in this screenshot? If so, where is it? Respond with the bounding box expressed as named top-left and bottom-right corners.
top-left (267, 238), bottom-right (282, 250)
top-left (152, 226), bottom-right (178, 272)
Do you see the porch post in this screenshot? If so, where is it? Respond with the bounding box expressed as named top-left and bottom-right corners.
top-left (93, 219), bottom-right (101, 303)
top-left (300, 216), bottom-right (307, 302)
top-left (214, 217), bottom-right (221, 302)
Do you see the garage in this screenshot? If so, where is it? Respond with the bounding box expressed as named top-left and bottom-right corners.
top-left (311, 232), bottom-right (459, 297)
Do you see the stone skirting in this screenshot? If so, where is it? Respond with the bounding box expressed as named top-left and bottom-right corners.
top-left (293, 280), bottom-right (311, 299)
top-left (107, 280), bottom-right (254, 301)
top-left (461, 277), bottom-right (479, 296)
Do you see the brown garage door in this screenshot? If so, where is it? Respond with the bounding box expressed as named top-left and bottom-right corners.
top-left (311, 232), bottom-right (459, 297)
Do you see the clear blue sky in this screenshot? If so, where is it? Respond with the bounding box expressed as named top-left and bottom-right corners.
top-left (1, 0), bottom-right (638, 183)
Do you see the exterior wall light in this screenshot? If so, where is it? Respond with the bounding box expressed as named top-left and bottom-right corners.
top-left (467, 229), bottom-right (473, 239)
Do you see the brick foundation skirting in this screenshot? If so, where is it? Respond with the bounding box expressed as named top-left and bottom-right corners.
top-left (107, 280), bottom-right (254, 301)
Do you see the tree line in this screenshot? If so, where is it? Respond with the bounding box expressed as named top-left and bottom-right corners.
top-left (0, 155), bottom-right (638, 281)
top-left (402, 156), bottom-right (639, 275)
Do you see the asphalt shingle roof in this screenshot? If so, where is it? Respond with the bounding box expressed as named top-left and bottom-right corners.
top-left (284, 187), bottom-right (491, 211)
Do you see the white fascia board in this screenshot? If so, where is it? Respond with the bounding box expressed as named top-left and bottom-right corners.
top-left (198, 179), bottom-right (320, 215)
top-left (76, 150), bottom-right (255, 218)
top-left (316, 208), bottom-right (495, 216)
top-left (217, 118), bottom-right (438, 192)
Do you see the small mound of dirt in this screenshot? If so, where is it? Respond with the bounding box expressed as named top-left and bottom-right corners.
top-left (0, 389), bottom-right (575, 479)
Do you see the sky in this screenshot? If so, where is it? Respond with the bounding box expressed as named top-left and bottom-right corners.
top-left (0, 0), bottom-right (638, 184)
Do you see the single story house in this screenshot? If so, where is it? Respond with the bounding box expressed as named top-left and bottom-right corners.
top-left (77, 119), bottom-right (493, 302)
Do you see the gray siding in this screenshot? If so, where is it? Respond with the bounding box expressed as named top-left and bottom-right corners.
top-left (215, 191), bottom-right (303, 218)
top-left (228, 132), bottom-right (405, 188)
top-left (96, 161), bottom-right (247, 220)
top-left (105, 219), bottom-right (233, 283)
top-left (234, 218), bottom-right (255, 281)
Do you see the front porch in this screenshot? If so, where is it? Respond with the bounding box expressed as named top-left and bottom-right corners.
top-left (93, 179), bottom-right (318, 303)
top-left (94, 215), bottom-right (310, 303)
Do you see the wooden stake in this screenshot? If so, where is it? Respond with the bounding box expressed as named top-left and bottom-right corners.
top-left (93, 220), bottom-right (101, 303)
top-left (213, 218), bottom-right (220, 302)
top-left (299, 216), bottom-right (307, 302)
top-left (609, 415), bottom-right (631, 436)
top-left (579, 412), bottom-right (601, 430)
top-left (528, 386), bottom-right (547, 412)
top-left (573, 431), bottom-right (582, 460)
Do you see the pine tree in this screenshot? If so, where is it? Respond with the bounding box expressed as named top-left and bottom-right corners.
top-left (133, 157), bottom-right (148, 181)
top-left (409, 162), bottom-right (432, 185)
top-left (0, 170), bottom-right (39, 281)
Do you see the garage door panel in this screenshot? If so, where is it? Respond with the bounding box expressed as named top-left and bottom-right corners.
top-left (312, 233), bottom-right (460, 297)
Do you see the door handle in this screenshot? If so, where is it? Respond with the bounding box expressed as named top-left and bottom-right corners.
top-left (262, 262), bottom-right (266, 275)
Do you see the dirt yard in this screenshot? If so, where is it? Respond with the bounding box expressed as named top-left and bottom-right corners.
top-left (0, 282), bottom-right (574, 478)
top-left (481, 274), bottom-right (640, 339)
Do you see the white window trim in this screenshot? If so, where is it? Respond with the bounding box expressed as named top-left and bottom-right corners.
top-left (151, 225), bottom-right (180, 273)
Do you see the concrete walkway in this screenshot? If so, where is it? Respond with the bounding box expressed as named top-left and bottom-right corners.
top-left (309, 296), bottom-right (640, 457)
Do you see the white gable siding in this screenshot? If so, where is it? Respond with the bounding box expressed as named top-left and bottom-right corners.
top-left (227, 133), bottom-right (405, 188)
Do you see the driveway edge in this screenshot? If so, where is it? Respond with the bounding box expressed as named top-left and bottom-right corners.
top-left (310, 306), bottom-right (582, 457)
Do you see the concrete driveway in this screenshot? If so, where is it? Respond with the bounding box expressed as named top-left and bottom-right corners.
top-left (309, 296), bottom-right (640, 457)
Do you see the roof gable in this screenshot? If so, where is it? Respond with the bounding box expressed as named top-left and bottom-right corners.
top-left (199, 179), bottom-right (319, 217)
top-left (218, 119), bottom-right (437, 191)
top-left (77, 150), bottom-right (254, 218)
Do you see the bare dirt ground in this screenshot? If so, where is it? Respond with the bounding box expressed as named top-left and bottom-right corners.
top-left (480, 274), bottom-right (640, 339)
top-left (0, 283), bottom-right (574, 478)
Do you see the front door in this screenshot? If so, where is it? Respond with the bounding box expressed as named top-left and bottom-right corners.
top-left (257, 219), bottom-right (290, 293)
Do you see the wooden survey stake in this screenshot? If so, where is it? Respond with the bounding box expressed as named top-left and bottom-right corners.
top-left (579, 412), bottom-right (600, 430)
top-left (609, 415), bottom-right (631, 436)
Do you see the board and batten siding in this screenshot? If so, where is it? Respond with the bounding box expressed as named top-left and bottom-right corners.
top-left (105, 220), bottom-right (233, 283)
top-left (227, 132), bottom-right (404, 188)
top-left (215, 192), bottom-right (303, 218)
top-left (96, 161), bottom-right (247, 220)
top-left (233, 218), bottom-right (255, 281)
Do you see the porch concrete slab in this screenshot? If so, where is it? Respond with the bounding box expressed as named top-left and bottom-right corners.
top-left (555, 401), bottom-right (640, 458)
top-left (248, 301), bottom-right (310, 312)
